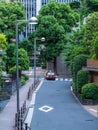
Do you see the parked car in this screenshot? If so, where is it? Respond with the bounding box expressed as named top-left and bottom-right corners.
top-left (45, 70), bottom-right (57, 80)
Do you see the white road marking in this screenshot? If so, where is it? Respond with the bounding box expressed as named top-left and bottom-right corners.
top-left (55, 78), bottom-right (58, 80)
top-left (60, 78), bottom-right (63, 81)
top-left (38, 105), bottom-right (54, 112)
top-left (69, 78), bottom-right (72, 81)
top-left (65, 78), bottom-right (68, 81)
top-left (45, 78), bottom-right (72, 82)
top-left (70, 86), bottom-right (73, 91)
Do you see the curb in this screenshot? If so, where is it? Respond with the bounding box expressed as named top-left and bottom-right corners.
top-left (24, 80), bottom-right (44, 127)
top-left (71, 86), bottom-right (98, 118)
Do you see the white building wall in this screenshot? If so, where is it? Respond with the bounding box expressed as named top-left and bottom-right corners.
top-left (36, 0), bottom-right (41, 15)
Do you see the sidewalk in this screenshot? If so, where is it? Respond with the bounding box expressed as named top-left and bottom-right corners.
top-left (0, 78), bottom-right (34, 130)
top-left (83, 104), bottom-right (98, 118)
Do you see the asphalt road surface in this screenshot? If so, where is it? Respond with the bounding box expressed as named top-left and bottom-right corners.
top-left (30, 79), bottom-right (98, 130)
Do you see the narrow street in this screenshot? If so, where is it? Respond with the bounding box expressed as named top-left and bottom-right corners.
top-left (27, 79), bottom-right (98, 130)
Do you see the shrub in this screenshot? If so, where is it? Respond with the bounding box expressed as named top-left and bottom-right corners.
top-left (21, 74), bottom-right (29, 86)
top-left (9, 66), bottom-right (21, 74)
top-left (21, 76), bottom-right (26, 86)
top-left (77, 70), bottom-right (89, 93)
top-left (82, 83), bottom-right (98, 99)
top-left (72, 54), bottom-right (89, 90)
top-left (21, 74), bottom-right (29, 81)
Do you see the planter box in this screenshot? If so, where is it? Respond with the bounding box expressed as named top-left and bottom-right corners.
top-left (87, 59), bottom-right (98, 67)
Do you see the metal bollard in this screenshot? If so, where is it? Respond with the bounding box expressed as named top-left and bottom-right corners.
top-left (15, 113), bottom-right (18, 127)
top-left (25, 123), bottom-right (28, 130)
top-left (20, 119), bottom-right (23, 130)
top-left (18, 111), bottom-right (20, 130)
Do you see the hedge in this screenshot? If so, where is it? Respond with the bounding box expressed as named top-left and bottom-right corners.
top-left (71, 54), bottom-right (89, 90)
top-left (77, 70), bottom-right (89, 94)
top-left (82, 83), bottom-right (98, 99)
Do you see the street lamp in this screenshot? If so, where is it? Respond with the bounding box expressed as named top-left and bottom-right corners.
top-left (16, 16), bottom-right (38, 113)
top-left (34, 37), bottom-right (45, 86)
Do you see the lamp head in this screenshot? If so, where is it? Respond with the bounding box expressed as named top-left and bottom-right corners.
top-left (41, 37), bottom-right (45, 42)
top-left (29, 16), bottom-right (38, 24)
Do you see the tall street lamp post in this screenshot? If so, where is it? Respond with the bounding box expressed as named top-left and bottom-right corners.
top-left (34, 37), bottom-right (45, 86)
top-left (16, 16), bottom-right (38, 114)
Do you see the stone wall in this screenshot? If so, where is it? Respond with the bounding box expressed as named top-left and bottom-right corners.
top-left (2, 79), bottom-right (21, 95)
top-left (46, 56), bottom-right (71, 78)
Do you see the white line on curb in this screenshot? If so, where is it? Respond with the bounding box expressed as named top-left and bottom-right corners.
top-left (89, 109), bottom-right (97, 113)
top-left (24, 80), bottom-right (43, 127)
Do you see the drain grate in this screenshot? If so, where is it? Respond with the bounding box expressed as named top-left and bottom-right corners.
top-left (85, 119), bottom-right (94, 121)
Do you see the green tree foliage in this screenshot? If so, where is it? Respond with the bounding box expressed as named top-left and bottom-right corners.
top-left (6, 43), bottom-right (29, 72)
top-left (70, 1), bottom-right (80, 11)
top-left (6, 43), bottom-right (16, 71)
top-left (0, 34), bottom-right (7, 50)
top-left (36, 0), bottom-right (79, 62)
top-left (0, 1), bottom-right (25, 42)
top-left (77, 70), bottom-right (89, 94)
top-left (36, 15), bottom-right (66, 61)
top-left (84, 12), bottom-right (98, 55)
top-left (62, 12), bottom-right (98, 65)
top-left (71, 54), bottom-right (89, 90)
top-left (9, 48), bottom-right (30, 74)
top-left (19, 38), bottom-right (33, 56)
top-left (61, 26), bottom-right (87, 65)
top-left (72, 0), bottom-right (98, 24)
top-left (92, 32), bottom-right (98, 59)
top-left (18, 48), bottom-right (30, 70)
top-left (39, 0), bottom-right (79, 32)
top-left (86, 0), bottom-right (98, 12)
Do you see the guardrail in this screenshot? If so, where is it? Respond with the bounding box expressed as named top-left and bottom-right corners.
top-left (15, 79), bottom-right (40, 130)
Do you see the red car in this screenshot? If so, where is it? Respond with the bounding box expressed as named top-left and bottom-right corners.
top-left (45, 71), bottom-right (57, 80)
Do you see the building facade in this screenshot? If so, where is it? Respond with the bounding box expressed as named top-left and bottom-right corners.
top-left (42, 0), bottom-right (80, 5)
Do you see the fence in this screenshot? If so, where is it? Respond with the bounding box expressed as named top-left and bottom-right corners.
top-left (15, 79), bottom-right (40, 130)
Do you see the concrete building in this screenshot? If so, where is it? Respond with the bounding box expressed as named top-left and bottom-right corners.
top-left (42, 0), bottom-right (80, 5)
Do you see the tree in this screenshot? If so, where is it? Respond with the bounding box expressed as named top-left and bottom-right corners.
top-left (5, 43), bottom-right (30, 73)
top-left (80, 0), bottom-right (98, 23)
top-left (39, 0), bottom-right (79, 32)
top-left (84, 12), bottom-right (98, 54)
top-left (18, 48), bottom-right (30, 70)
top-left (0, 33), bottom-right (7, 50)
top-left (86, 0), bottom-right (98, 12)
top-left (61, 25), bottom-right (87, 65)
top-left (36, 15), bottom-right (66, 60)
top-left (19, 38), bottom-right (33, 56)
top-left (35, 0), bottom-right (79, 67)
top-left (6, 43), bottom-right (16, 71)
top-left (8, 48), bottom-right (30, 75)
top-left (0, 1), bottom-right (25, 42)
top-left (92, 32), bottom-right (98, 59)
